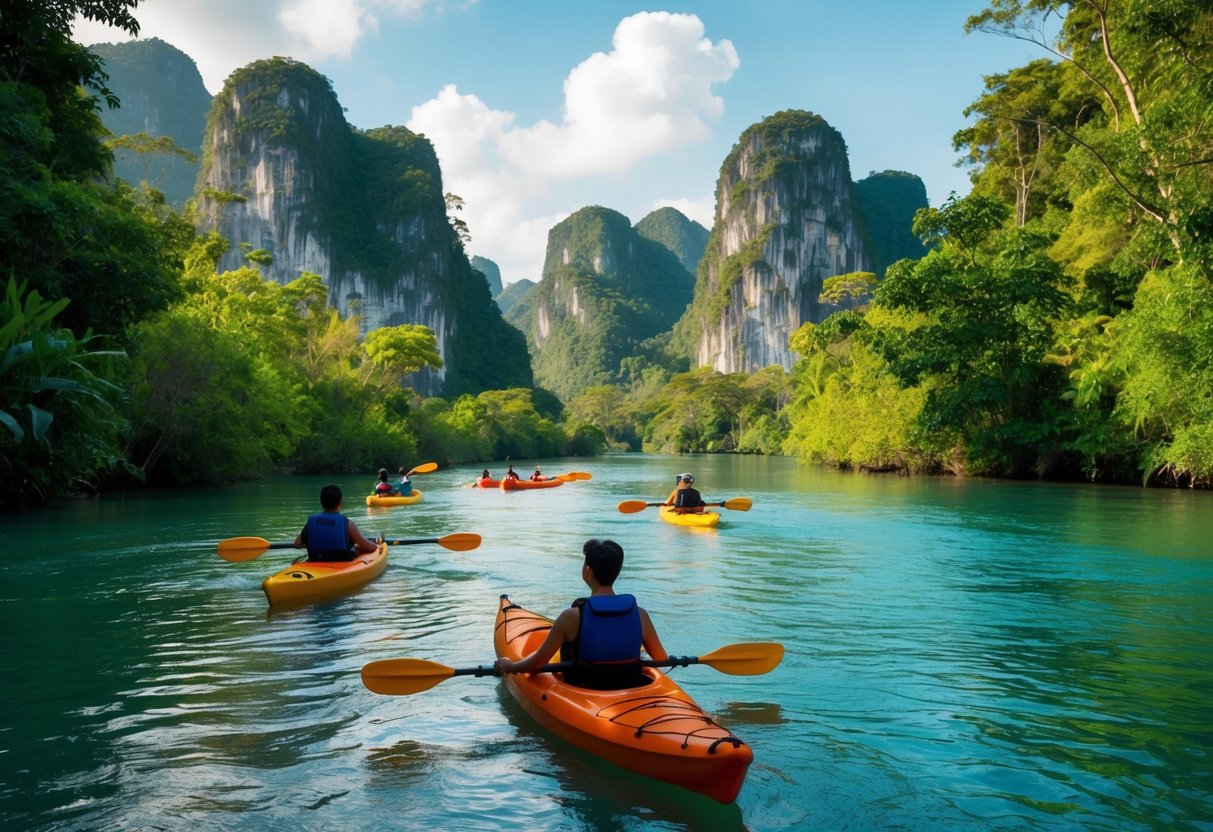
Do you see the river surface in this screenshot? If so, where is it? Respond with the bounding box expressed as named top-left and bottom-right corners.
top-left (1, 454), bottom-right (1211, 831)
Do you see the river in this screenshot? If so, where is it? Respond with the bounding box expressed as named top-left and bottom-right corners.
top-left (1, 454), bottom-right (1210, 830)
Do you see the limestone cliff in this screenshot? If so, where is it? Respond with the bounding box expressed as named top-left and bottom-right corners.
top-left (676, 110), bottom-right (874, 373)
top-left (91, 38), bottom-right (211, 209)
top-left (855, 170), bottom-right (929, 276)
top-left (495, 278), bottom-right (535, 316)
top-left (635, 207), bottom-right (710, 275)
top-left (470, 255), bottom-right (503, 296)
top-left (509, 206), bottom-right (695, 400)
top-left (195, 58), bottom-right (531, 395)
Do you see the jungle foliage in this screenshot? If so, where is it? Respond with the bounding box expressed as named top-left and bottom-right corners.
top-left (783, 0), bottom-right (1213, 485)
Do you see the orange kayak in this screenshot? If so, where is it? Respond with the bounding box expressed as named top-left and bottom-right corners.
top-left (261, 542), bottom-right (388, 605)
top-left (659, 506), bottom-right (721, 528)
top-left (475, 477), bottom-right (500, 488)
top-left (500, 477), bottom-right (565, 491)
top-left (494, 595), bottom-right (752, 803)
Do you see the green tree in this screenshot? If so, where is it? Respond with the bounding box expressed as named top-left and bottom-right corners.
top-left (0, 280), bottom-right (129, 505)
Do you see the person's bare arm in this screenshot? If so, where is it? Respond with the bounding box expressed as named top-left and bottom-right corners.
top-left (496, 607), bottom-right (578, 674)
top-left (639, 608), bottom-right (667, 662)
top-left (347, 520), bottom-right (380, 554)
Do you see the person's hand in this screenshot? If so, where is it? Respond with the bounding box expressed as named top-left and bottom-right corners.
top-left (375, 535), bottom-right (385, 544)
top-left (493, 658), bottom-right (513, 675)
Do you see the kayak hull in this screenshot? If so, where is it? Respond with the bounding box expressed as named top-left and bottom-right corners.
top-left (261, 542), bottom-right (388, 605)
top-left (660, 506), bottom-right (721, 528)
top-left (475, 478), bottom-right (500, 488)
top-left (494, 595), bottom-right (752, 804)
top-left (500, 477), bottom-right (564, 491)
top-left (365, 489), bottom-right (423, 507)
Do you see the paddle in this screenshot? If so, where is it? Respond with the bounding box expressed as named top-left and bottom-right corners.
top-left (617, 497), bottom-right (753, 514)
top-left (362, 642), bottom-right (784, 696)
top-left (406, 461), bottom-right (438, 476)
top-left (216, 532), bottom-right (482, 562)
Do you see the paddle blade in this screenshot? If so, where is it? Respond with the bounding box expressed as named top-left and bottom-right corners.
top-left (722, 497), bottom-right (753, 512)
top-left (381, 533), bottom-right (481, 551)
top-left (409, 462), bottom-right (438, 475)
top-left (618, 500), bottom-right (654, 514)
top-left (216, 536), bottom-right (272, 562)
top-left (362, 658), bottom-right (455, 695)
top-left (437, 532), bottom-right (481, 551)
top-left (698, 642), bottom-right (783, 675)
top-left (571, 471), bottom-right (592, 481)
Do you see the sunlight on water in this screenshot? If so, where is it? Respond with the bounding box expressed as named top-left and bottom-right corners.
top-left (1, 456), bottom-right (1210, 830)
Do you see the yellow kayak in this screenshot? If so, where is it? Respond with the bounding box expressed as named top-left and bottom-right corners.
top-left (660, 506), bottom-right (721, 528)
top-left (365, 489), bottom-right (423, 507)
top-left (261, 542), bottom-right (388, 604)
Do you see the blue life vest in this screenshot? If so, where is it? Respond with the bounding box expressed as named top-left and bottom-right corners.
top-left (562, 594), bottom-right (648, 689)
top-left (304, 512), bottom-right (353, 560)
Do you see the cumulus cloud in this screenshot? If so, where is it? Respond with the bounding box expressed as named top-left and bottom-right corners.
top-left (500, 12), bottom-right (738, 177)
top-left (409, 12), bottom-right (736, 282)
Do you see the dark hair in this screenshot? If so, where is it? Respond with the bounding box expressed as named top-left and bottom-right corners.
top-left (320, 484), bottom-right (343, 511)
top-left (583, 538), bottom-right (624, 586)
top-left (398, 466), bottom-right (407, 474)
top-left (378, 468), bottom-right (389, 480)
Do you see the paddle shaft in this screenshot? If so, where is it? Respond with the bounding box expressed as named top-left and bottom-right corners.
top-left (447, 654), bottom-right (712, 679)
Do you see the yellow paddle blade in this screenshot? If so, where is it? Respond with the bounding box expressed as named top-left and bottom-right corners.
top-left (216, 536), bottom-right (272, 562)
top-left (722, 497), bottom-right (753, 512)
top-left (698, 642), bottom-right (783, 675)
top-left (409, 461), bottom-right (438, 475)
top-left (362, 658), bottom-right (456, 695)
top-left (437, 532), bottom-right (481, 551)
top-left (571, 471), bottom-right (592, 480)
top-left (618, 500), bottom-right (657, 514)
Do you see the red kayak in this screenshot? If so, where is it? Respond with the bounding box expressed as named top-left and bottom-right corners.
top-left (500, 477), bottom-right (565, 491)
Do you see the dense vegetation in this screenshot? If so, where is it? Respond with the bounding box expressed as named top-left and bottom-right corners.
top-left (508, 206), bottom-right (696, 400)
top-left (782, 1), bottom-right (1213, 485)
top-left (0, 2), bottom-right (597, 509)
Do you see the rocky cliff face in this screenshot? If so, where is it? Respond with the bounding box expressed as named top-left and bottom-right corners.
top-left (854, 170), bottom-right (929, 276)
top-left (470, 255), bottom-right (503, 296)
top-left (91, 38), bottom-right (212, 208)
top-left (195, 58), bottom-right (530, 395)
top-left (511, 206), bottom-right (695, 400)
top-left (677, 110), bottom-right (874, 373)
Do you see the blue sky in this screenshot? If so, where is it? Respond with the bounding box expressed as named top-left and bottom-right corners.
top-left (75, 1), bottom-right (1049, 285)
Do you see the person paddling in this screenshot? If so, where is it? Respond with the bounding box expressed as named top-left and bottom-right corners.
top-left (665, 473), bottom-right (705, 513)
top-left (396, 466), bottom-right (414, 496)
top-left (530, 465), bottom-right (546, 482)
top-left (294, 484), bottom-right (379, 562)
top-left (494, 539), bottom-right (668, 690)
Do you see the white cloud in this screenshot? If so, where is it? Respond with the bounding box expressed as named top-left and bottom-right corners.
top-left (409, 12), bottom-right (736, 283)
top-left (500, 12), bottom-right (738, 178)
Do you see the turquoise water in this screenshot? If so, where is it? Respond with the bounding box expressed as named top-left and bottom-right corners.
top-left (1, 455), bottom-right (1210, 830)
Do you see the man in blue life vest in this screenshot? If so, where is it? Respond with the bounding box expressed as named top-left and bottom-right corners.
top-left (294, 484), bottom-right (380, 562)
top-left (494, 539), bottom-right (668, 690)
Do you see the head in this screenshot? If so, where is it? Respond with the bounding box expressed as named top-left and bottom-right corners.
top-left (582, 538), bottom-right (624, 587)
top-left (681, 473), bottom-right (694, 485)
top-left (378, 468), bottom-right (389, 481)
top-left (319, 484), bottom-right (343, 511)
top-left (482, 469), bottom-right (490, 478)
top-left (398, 466), bottom-right (407, 475)
top-left (534, 465), bottom-right (541, 472)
